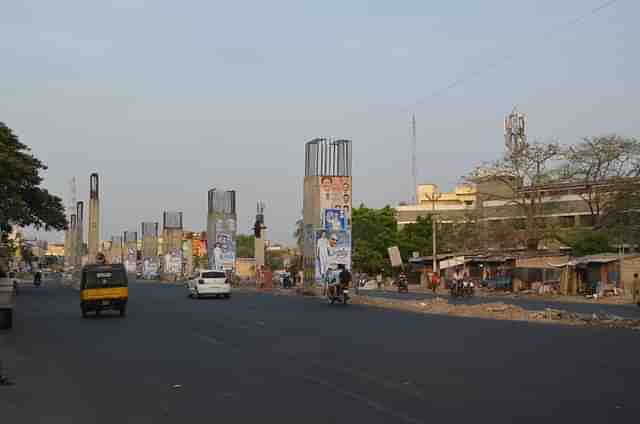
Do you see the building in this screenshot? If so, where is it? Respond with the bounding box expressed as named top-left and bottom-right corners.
top-left (46, 243), bottom-right (65, 257)
top-left (397, 178), bottom-right (631, 233)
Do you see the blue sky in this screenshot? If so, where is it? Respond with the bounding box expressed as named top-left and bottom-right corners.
top-left (1, 0), bottom-right (638, 244)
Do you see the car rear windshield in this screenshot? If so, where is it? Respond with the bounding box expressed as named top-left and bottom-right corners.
top-left (202, 271), bottom-right (226, 279)
top-left (84, 268), bottom-right (128, 288)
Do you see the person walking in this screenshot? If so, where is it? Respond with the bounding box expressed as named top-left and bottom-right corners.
top-left (632, 273), bottom-right (640, 306)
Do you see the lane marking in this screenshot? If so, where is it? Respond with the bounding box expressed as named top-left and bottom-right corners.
top-left (196, 335), bottom-right (223, 346)
top-left (301, 374), bottom-right (425, 424)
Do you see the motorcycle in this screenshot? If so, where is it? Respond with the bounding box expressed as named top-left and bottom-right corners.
top-left (33, 272), bottom-right (42, 288)
top-left (450, 280), bottom-right (475, 298)
top-left (327, 283), bottom-right (350, 305)
top-left (397, 273), bottom-right (409, 293)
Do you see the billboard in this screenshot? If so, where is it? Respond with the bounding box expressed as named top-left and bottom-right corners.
top-left (213, 218), bottom-right (236, 271)
top-left (315, 229), bottom-right (351, 283)
top-left (207, 189), bottom-right (237, 272)
top-left (320, 176), bottom-right (352, 230)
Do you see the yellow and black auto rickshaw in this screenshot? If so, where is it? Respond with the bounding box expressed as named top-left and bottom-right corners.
top-left (80, 263), bottom-right (128, 318)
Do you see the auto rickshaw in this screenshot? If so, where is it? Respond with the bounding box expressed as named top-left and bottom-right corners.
top-left (80, 262), bottom-right (128, 318)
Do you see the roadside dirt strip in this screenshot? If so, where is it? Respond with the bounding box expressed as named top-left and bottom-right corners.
top-left (237, 286), bottom-right (640, 330)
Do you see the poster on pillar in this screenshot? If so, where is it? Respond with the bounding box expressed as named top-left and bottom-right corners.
top-left (125, 247), bottom-right (137, 274)
top-left (213, 219), bottom-right (236, 271)
top-left (142, 259), bottom-right (159, 279)
top-left (164, 249), bottom-right (182, 274)
top-left (315, 229), bottom-right (351, 283)
top-left (320, 176), bottom-right (352, 229)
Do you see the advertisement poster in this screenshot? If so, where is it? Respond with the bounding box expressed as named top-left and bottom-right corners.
top-left (125, 247), bottom-right (137, 274)
top-left (213, 218), bottom-right (236, 271)
top-left (164, 249), bottom-right (182, 274)
top-left (324, 208), bottom-right (347, 232)
top-left (142, 259), bottom-right (159, 279)
top-left (315, 229), bottom-right (351, 283)
top-left (319, 176), bottom-right (352, 229)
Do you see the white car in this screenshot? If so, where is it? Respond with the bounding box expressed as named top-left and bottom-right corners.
top-left (188, 270), bottom-right (231, 299)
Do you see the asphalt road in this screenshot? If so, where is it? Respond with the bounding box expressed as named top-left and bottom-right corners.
top-left (2, 280), bottom-right (640, 423)
top-left (361, 289), bottom-right (640, 319)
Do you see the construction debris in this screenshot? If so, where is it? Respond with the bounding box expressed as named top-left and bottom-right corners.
top-left (351, 296), bottom-right (640, 330)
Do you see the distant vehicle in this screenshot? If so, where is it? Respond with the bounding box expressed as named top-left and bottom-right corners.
top-left (188, 270), bottom-right (231, 299)
top-left (80, 263), bottom-right (129, 318)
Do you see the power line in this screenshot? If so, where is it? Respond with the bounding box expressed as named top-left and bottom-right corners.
top-left (407, 0), bottom-right (624, 110)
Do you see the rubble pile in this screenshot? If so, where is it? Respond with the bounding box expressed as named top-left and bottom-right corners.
top-left (352, 296), bottom-right (640, 329)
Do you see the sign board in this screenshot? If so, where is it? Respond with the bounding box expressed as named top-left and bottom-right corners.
top-left (440, 256), bottom-right (466, 270)
top-left (388, 246), bottom-right (403, 268)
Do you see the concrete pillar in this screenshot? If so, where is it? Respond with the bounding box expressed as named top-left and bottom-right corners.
top-left (124, 231), bottom-right (138, 276)
top-left (207, 190), bottom-right (237, 272)
top-left (87, 173), bottom-right (100, 263)
top-left (183, 239), bottom-right (193, 276)
top-left (67, 214), bottom-right (76, 271)
top-left (255, 226), bottom-right (266, 271)
top-left (162, 211), bottom-right (183, 279)
top-left (302, 139), bottom-right (352, 287)
top-left (141, 222), bottom-right (159, 259)
top-left (110, 236), bottom-right (123, 264)
top-left (75, 201), bottom-right (84, 269)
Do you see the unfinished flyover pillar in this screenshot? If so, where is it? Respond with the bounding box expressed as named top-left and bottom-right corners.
top-left (110, 235), bottom-right (123, 264)
top-left (162, 211), bottom-right (183, 280)
top-left (124, 231), bottom-right (138, 277)
top-left (303, 138), bottom-right (352, 288)
top-left (207, 189), bottom-right (237, 273)
top-left (141, 222), bottom-right (159, 279)
top-left (87, 173), bottom-right (100, 264)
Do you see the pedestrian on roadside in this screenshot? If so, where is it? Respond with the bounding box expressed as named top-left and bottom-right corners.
top-left (376, 272), bottom-right (383, 290)
top-left (430, 272), bottom-right (440, 294)
top-left (633, 273), bottom-right (640, 306)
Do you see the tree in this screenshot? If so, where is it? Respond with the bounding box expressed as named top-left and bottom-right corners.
top-left (19, 244), bottom-right (35, 267)
top-left (236, 234), bottom-right (255, 258)
top-left (563, 135), bottom-right (640, 225)
top-left (352, 205), bottom-right (398, 275)
top-left (565, 229), bottom-right (612, 257)
top-left (599, 183), bottom-right (640, 248)
top-left (293, 217), bottom-right (304, 253)
top-left (397, 216), bottom-right (432, 260)
top-left (469, 141), bottom-right (563, 250)
top-left (0, 123), bottom-right (66, 255)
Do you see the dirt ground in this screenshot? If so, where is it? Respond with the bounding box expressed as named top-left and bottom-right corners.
top-left (351, 295), bottom-right (640, 330)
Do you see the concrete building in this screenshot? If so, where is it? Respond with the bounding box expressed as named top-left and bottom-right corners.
top-left (396, 178), bottom-right (625, 231)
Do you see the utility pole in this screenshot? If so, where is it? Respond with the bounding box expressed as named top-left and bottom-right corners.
top-left (425, 191), bottom-right (442, 276)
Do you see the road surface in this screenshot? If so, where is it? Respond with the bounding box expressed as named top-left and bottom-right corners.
top-left (2, 280), bottom-right (639, 423)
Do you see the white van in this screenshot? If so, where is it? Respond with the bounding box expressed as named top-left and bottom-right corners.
top-left (187, 270), bottom-right (231, 299)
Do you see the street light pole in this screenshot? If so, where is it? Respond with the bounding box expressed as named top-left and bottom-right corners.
top-left (425, 191), bottom-right (442, 276)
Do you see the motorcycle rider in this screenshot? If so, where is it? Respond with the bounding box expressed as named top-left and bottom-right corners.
top-left (338, 264), bottom-right (352, 296)
top-left (452, 268), bottom-right (463, 294)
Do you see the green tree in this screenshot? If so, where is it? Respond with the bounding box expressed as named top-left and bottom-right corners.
top-left (352, 205), bottom-right (397, 275)
top-left (0, 123), bottom-right (66, 258)
top-left (565, 229), bottom-right (612, 257)
top-left (397, 215), bottom-right (433, 260)
top-left (236, 234), bottom-right (255, 258)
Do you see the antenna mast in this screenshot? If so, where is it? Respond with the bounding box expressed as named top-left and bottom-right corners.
top-left (411, 114), bottom-right (417, 203)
